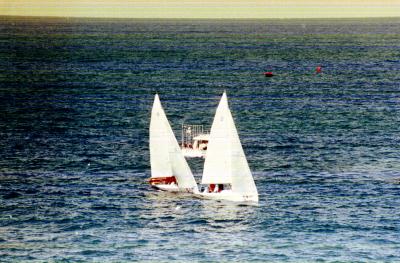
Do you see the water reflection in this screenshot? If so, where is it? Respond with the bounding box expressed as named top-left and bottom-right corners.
top-left (134, 190), bottom-right (260, 260)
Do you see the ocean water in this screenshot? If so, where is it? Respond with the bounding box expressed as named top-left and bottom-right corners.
top-left (1, 16), bottom-right (400, 262)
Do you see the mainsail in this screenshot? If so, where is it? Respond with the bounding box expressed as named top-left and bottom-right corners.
top-left (202, 92), bottom-right (258, 199)
top-left (150, 94), bottom-right (198, 190)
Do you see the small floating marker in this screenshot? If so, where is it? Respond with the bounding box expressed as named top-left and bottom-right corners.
top-left (87, 163), bottom-right (90, 166)
top-left (175, 206), bottom-right (181, 211)
top-left (264, 72), bottom-right (274, 77)
top-left (316, 66), bottom-right (322, 74)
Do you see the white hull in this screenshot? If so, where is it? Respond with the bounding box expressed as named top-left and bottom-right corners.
top-left (152, 184), bottom-right (180, 192)
top-left (153, 184), bottom-right (198, 194)
top-left (196, 190), bottom-right (258, 203)
top-left (181, 148), bottom-right (206, 158)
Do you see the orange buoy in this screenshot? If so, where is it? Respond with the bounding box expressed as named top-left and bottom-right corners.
top-left (264, 72), bottom-right (274, 77)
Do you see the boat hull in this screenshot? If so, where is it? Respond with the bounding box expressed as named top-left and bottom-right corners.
top-left (151, 183), bottom-right (198, 194)
top-left (195, 190), bottom-right (258, 203)
top-left (181, 148), bottom-right (206, 158)
top-left (152, 184), bottom-right (180, 192)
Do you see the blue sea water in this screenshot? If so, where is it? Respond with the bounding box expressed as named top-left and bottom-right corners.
top-left (1, 16), bottom-right (400, 262)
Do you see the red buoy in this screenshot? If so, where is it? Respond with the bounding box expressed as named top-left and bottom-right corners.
top-left (316, 66), bottom-right (322, 74)
top-left (264, 72), bottom-right (274, 77)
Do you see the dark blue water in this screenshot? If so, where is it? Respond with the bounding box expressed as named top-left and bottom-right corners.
top-left (1, 16), bottom-right (400, 261)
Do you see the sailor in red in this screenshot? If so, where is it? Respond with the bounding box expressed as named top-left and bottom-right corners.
top-left (208, 184), bottom-right (215, 193)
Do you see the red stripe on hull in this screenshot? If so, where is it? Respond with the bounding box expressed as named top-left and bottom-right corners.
top-left (149, 176), bottom-right (177, 185)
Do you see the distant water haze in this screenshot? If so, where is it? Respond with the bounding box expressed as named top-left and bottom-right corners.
top-left (1, 0), bottom-right (400, 18)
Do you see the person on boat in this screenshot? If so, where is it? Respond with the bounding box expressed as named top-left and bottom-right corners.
top-left (168, 178), bottom-right (175, 185)
top-left (199, 142), bottom-right (207, 150)
top-left (208, 184), bottom-right (215, 193)
top-left (218, 184), bottom-right (224, 192)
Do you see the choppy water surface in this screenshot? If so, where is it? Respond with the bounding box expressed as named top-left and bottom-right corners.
top-left (1, 17), bottom-right (400, 262)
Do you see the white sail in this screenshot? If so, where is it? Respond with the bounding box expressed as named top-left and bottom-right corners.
top-left (201, 92), bottom-right (258, 202)
top-left (202, 92), bottom-right (233, 184)
top-left (150, 94), bottom-right (198, 191)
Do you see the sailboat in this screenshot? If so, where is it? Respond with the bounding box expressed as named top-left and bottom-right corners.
top-left (198, 92), bottom-right (258, 203)
top-left (149, 94), bottom-right (198, 193)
